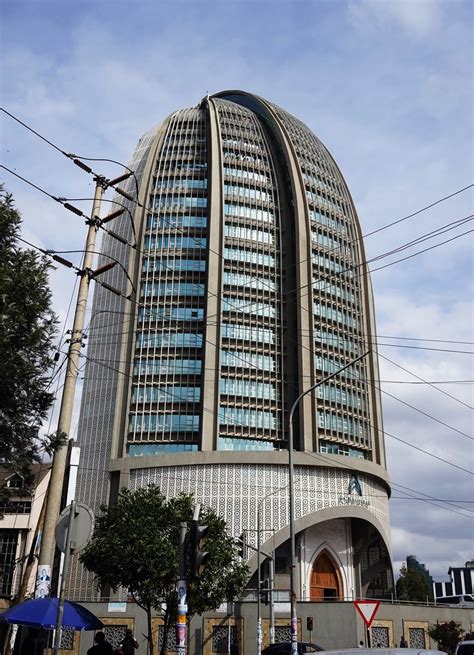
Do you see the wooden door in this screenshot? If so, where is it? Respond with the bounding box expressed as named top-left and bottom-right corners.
top-left (310, 550), bottom-right (342, 601)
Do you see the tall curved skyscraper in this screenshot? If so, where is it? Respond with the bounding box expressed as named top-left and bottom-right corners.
top-left (71, 91), bottom-right (393, 601)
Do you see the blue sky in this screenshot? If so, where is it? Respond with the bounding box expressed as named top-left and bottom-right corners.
top-left (1, 0), bottom-right (473, 580)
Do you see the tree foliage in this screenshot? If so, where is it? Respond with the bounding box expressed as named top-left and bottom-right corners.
top-left (396, 563), bottom-right (433, 602)
top-left (0, 187), bottom-right (60, 497)
top-left (428, 621), bottom-right (465, 655)
top-left (80, 485), bottom-right (249, 655)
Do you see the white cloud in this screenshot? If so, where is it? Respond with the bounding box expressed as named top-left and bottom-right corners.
top-left (349, 0), bottom-right (444, 37)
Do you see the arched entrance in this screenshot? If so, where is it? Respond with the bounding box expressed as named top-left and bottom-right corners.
top-left (310, 550), bottom-right (343, 601)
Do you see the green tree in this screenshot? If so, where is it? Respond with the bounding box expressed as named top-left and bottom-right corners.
top-left (0, 186), bottom-right (60, 501)
top-left (80, 485), bottom-right (249, 655)
top-left (428, 621), bottom-right (465, 655)
top-left (396, 563), bottom-right (433, 602)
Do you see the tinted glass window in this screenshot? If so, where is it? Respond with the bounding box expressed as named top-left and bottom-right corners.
top-left (457, 645), bottom-right (474, 655)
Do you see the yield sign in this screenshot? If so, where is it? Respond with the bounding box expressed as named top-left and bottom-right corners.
top-left (354, 600), bottom-right (380, 627)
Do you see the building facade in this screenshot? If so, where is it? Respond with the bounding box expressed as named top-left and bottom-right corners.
top-left (70, 91), bottom-right (393, 602)
top-left (0, 466), bottom-right (50, 605)
top-left (434, 561), bottom-right (474, 599)
top-left (407, 555), bottom-right (434, 595)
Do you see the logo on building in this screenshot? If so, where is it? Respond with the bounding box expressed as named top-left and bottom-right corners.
top-left (348, 474), bottom-right (362, 496)
top-left (338, 473), bottom-right (370, 508)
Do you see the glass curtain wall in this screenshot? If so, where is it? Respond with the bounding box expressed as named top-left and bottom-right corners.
top-left (129, 108), bottom-right (207, 456)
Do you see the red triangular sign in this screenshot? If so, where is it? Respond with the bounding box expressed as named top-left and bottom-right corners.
top-left (354, 600), bottom-right (380, 627)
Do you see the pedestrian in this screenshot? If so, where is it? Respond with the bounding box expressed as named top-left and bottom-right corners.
top-left (118, 629), bottom-right (139, 655)
top-left (358, 641), bottom-right (364, 648)
top-left (88, 631), bottom-right (114, 655)
top-left (230, 638), bottom-right (239, 655)
top-left (400, 636), bottom-right (408, 648)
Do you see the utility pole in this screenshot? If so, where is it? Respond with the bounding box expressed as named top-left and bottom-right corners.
top-left (36, 174), bottom-right (128, 594)
top-left (53, 501), bottom-right (76, 655)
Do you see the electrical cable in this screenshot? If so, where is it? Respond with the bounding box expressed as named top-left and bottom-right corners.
top-left (300, 449), bottom-right (473, 519)
top-left (2, 107), bottom-right (471, 316)
top-left (80, 301), bottom-right (472, 443)
top-left (4, 103), bottom-right (470, 279)
top-left (60, 196), bottom-right (137, 245)
top-left (3, 160), bottom-right (471, 349)
top-left (4, 115), bottom-right (472, 563)
top-left (82, 284), bottom-right (474, 424)
top-left (0, 107), bottom-right (140, 202)
top-left (15, 237), bottom-right (137, 300)
top-left (203, 215), bottom-right (473, 325)
top-left (5, 138), bottom-right (472, 478)
top-left (51, 249), bottom-right (136, 298)
top-left (378, 352), bottom-right (474, 412)
top-left (351, 373), bottom-right (473, 441)
top-left (80, 347), bottom-right (473, 477)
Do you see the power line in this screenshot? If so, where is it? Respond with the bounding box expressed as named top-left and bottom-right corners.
top-left (81, 302), bottom-right (473, 438)
top-left (7, 153), bottom-right (473, 336)
top-left (355, 373), bottom-right (473, 441)
top-left (362, 184), bottom-right (474, 239)
top-left (370, 228), bottom-right (472, 274)
top-left (390, 481), bottom-right (474, 517)
top-left (81, 284), bottom-right (474, 427)
top-left (2, 104), bottom-right (471, 315)
top-left (80, 347), bottom-right (473, 478)
top-left (61, 196), bottom-right (138, 244)
top-left (0, 106), bottom-right (140, 202)
top-left (5, 136), bottom-right (472, 477)
top-left (0, 165), bottom-right (139, 251)
top-left (15, 237), bottom-right (136, 300)
top-left (371, 335), bottom-right (474, 346)
top-left (300, 449), bottom-right (473, 519)
top-left (382, 379), bottom-right (473, 385)
top-left (3, 160), bottom-right (471, 355)
top-left (379, 352), bottom-right (474, 411)
top-left (384, 429), bottom-right (472, 474)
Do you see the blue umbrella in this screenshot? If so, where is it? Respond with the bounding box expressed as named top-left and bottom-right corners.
top-left (0, 597), bottom-right (103, 630)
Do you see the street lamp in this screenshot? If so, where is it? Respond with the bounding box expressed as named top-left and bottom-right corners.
top-left (287, 351), bottom-right (369, 655)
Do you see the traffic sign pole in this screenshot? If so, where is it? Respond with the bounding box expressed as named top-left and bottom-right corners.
top-left (53, 500), bottom-right (76, 655)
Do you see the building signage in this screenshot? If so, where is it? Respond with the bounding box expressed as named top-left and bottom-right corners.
top-left (107, 602), bottom-right (127, 613)
top-left (338, 474), bottom-right (370, 509)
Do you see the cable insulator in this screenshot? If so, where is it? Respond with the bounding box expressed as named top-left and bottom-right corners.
top-left (99, 282), bottom-right (121, 296)
top-left (72, 158), bottom-right (93, 174)
top-left (107, 230), bottom-right (127, 245)
top-left (108, 172), bottom-right (132, 186)
top-left (63, 203), bottom-right (84, 217)
top-left (101, 209), bottom-right (125, 224)
top-left (91, 261), bottom-right (116, 278)
top-left (114, 187), bottom-right (134, 202)
top-left (51, 254), bottom-right (74, 268)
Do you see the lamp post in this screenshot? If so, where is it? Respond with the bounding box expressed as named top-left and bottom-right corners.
top-left (287, 351), bottom-right (369, 655)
